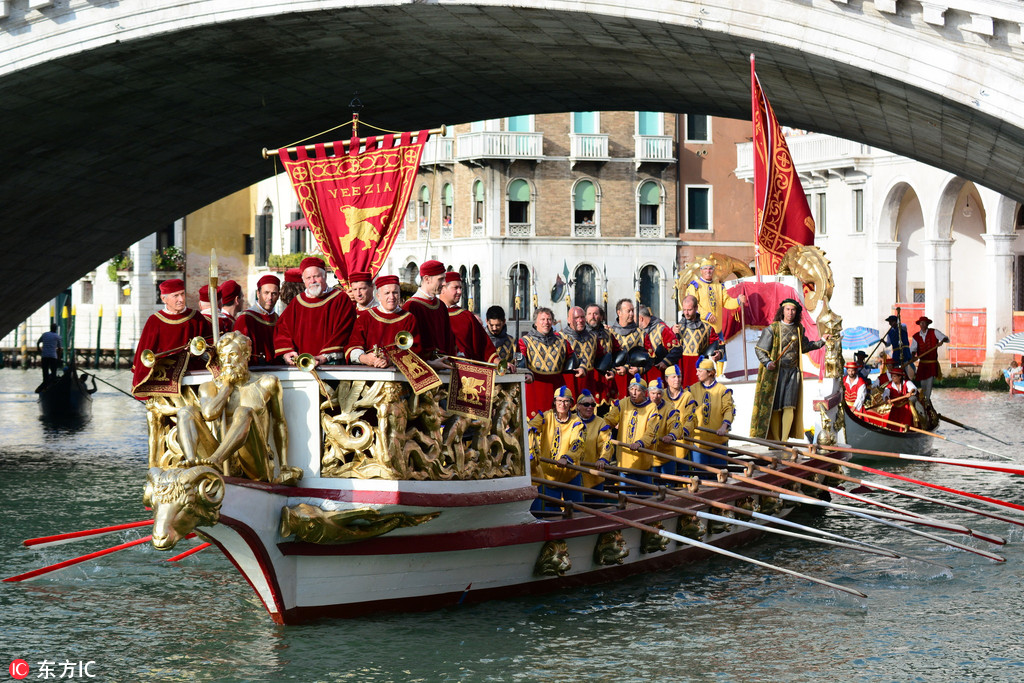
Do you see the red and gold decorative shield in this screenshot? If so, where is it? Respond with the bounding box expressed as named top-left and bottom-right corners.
top-left (278, 131), bottom-right (429, 288)
top-left (448, 357), bottom-right (496, 422)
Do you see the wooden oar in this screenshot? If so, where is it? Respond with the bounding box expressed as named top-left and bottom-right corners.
top-left (579, 461), bottom-right (945, 565)
top-left (937, 414), bottom-right (1011, 446)
top-left (822, 443), bottom-right (1024, 477)
top-left (725, 430), bottom-right (1024, 515)
top-left (679, 436), bottom-right (1007, 546)
top-left (537, 463), bottom-right (900, 560)
top-left (852, 410), bottom-right (1012, 461)
top-left (4, 535), bottom-right (153, 582)
top-left (612, 438), bottom-right (1002, 546)
top-left (23, 520), bottom-right (153, 548)
top-left (166, 542), bottom-right (211, 562)
top-left (686, 433), bottom-right (1024, 533)
top-left (532, 490), bottom-right (868, 598)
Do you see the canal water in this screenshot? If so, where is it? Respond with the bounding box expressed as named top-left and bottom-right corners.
top-left (1, 368), bottom-right (1023, 682)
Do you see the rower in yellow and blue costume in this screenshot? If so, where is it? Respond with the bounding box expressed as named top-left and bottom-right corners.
top-left (528, 386), bottom-right (586, 512)
top-left (573, 389), bottom-right (614, 503)
top-left (687, 356), bottom-right (735, 473)
top-left (647, 378), bottom-right (684, 478)
top-left (604, 374), bottom-right (662, 486)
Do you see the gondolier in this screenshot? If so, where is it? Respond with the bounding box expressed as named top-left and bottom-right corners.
top-left (882, 367), bottom-right (918, 429)
top-left (842, 361), bottom-right (867, 411)
top-left (750, 299), bottom-right (828, 441)
top-left (883, 314), bottom-right (912, 371)
top-left (910, 316), bottom-right (948, 399)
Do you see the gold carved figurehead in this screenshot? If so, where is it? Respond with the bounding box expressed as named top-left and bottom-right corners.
top-left (593, 530), bottom-right (629, 565)
top-left (279, 504), bottom-right (440, 544)
top-left (143, 465), bottom-right (225, 551)
top-left (534, 540), bottom-right (571, 576)
top-left (641, 522), bottom-right (670, 554)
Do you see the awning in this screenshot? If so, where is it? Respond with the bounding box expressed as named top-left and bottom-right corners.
top-left (285, 217), bottom-right (309, 230)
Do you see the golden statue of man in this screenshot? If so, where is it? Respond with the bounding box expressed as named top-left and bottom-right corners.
top-left (176, 332), bottom-right (301, 485)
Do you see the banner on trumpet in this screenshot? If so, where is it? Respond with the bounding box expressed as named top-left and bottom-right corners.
top-left (448, 357), bottom-right (496, 423)
top-left (132, 349), bottom-right (191, 398)
top-left (390, 347), bottom-right (442, 395)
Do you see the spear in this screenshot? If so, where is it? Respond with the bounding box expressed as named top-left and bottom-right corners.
top-left (602, 263), bottom-right (609, 320)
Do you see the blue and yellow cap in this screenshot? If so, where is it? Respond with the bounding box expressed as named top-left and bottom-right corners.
top-left (629, 373), bottom-right (648, 389)
top-left (553, 386), bottom-right (574, 401)
top-left (664, 364), bottom-right (682, 378)
top-left (648, 378), bottom-right (665, 391)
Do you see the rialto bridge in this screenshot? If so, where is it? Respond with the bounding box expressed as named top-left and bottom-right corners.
top-left (2, 0), bottom-right (1024, 343)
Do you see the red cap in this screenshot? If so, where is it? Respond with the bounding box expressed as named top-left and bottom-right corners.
top-left (218, 279), bottom-right (241, 301)
top-left (300, 256), bottom-right (326, 272)
top-left (890, 366), bottom-right (905, 376)
top-left (284, 268), bottom-right (302, 284)
top-left (375, 274), bottom-right (400, 288)
top-left (256, 274), bottom-right (280, 290)
top-left (198, 285), bottom-right (211, 303)
top-left (916, 316), bottom-right (932, 325)
top-left (419, 260), bottom-right (446, 278)
top-left (444, 271), bottom-right (462, 284)
top-left (159, 279), bottom-right (185, 295)
top-left (844, 361), bottom-right (859, 370)
top-left (349, 271), bottom-right (373, 284)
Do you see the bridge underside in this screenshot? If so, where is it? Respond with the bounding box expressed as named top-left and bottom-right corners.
top-left (2, 4), bottom-right (1021, 336)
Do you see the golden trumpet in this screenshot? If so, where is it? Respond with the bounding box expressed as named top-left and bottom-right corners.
top-left (393, 330), bottom-right (414, 351)
top-left (295, 353), bottom-right (317, 371)
top-left (140, 336), bottom-right (208, 368)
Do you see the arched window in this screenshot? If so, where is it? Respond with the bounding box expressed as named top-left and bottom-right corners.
top-left (574, 264), bottom-right (597, 308)
top-left (640, 265), bottom-right (661, 319)
top-left (289, 203), bottom-right (307, 253)
top-left (473, 180), bottom-right (485, 236)
top-left (638, 181), bottom-right (662, 237)
top-left (471, 265), bottom-right (481, 314)
top-left (442, 183), bottom-right (454, 237)
top-left (508, 263), bottom-right (531, 321)
top-left (507, 179), bottom-right (532, 237)
top-left (573, 180), bottom-right (597, 237)
top-left (418, 186), bottom-right (431, 234)
top-left (403, 262), bottom-right (418, 284)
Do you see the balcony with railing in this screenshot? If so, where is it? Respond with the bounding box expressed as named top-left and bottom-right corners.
top-left (638, 224), bottom-right (663, 238)
top-left (455, 132), bottom-right (544, 162)
top-left (471, 223), bottom-right (485, 237)
top-left (573, 222), bottom-right (598, 238)
top-left (569, 134), bottom-right (610, 163)
top-left (634, 135), bottom-right (675, 164)
top-left (507, 223), bottom-right (533, 237)
top-left (735, 134), bottom-right (877, 180)
top-left (420, 136), bottom-right (454, 166)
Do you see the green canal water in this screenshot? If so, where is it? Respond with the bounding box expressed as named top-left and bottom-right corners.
top-left (1, 369), bottom-right (1023, 682)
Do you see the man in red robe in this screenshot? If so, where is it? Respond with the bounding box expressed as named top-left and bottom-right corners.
top-left (132, 279), bottom-right (212, 393)
top-left (198, 284), bottom-right (234, 333)
top-left (439, 271), bottom-right (498, 363)
top-left (403, 260), bottom-right (456, 361)
top-left (218, 279), bottom-right (243, 327)
top-left (274, 256), bottom-right (356, 365)
top-left (233, 274), bottom-right (280, 365)
top-left (348, 271), bottom-right (379, 315)
top-left (346, 275), bottom-right (421, 365)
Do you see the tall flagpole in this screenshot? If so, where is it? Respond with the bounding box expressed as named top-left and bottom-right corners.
top-left (751, 53), bottom-right (762, 283)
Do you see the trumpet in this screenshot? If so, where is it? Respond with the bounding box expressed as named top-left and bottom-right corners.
top-left (295, 353), bottom-right (317, 371)
top-left (140, 336), bottom-right (209, 368)
top-left (393, 330), bottom-right (414, 351)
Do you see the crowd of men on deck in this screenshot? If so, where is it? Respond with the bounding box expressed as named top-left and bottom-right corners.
top-left (130, 253), bottom-right (949, 507)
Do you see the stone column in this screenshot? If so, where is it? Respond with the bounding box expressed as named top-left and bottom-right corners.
top-left (872, 241), bottom-right (899, 323)
top-left (981, 233), bottom-right (1016, 380)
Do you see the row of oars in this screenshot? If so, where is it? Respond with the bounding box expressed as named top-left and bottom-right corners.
top-left (6, 423), bottom-right (1020, 587)
top-left (530, 426), bottom-right (1024, 596)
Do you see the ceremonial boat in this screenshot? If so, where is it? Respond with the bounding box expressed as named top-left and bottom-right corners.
top-left (141, 360), bottom-right (846, 625)
top-left (841, 403), bottom-right (933, 456)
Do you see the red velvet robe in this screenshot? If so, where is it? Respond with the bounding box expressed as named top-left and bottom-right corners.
top-left (132, 309), bottom-right (212, 392)
top-left (447, 305), bottom-right (498, 363)
top-left (273, 289), bottom-right (355, 358)
top-left (233, 308), bottom-right (278, 365)
top-left (201, 311), bottom-right (235, 335)
top-left (345, 307), bottom-right (421, 360)
top-left (403, 295), bottom-right (456, 359)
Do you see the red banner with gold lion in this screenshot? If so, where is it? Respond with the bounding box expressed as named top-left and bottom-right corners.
top-left (278, 131), bottom-right (429, 288)
top-left (448, 357), bottom-right (496, 423)
top-left (751, 58), bottom-right (815, 276)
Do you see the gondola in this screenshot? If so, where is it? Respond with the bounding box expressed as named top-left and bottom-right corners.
top-left (842, 402), bottom-right (932, 456)
top-left (37, 365), bottom-right (95, 420)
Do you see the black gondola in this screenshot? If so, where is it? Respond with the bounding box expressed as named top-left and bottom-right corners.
top-left (37, 365), bottom-right (96, 420)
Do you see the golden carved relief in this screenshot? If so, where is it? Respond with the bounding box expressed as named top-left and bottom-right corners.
top-left (593, 530), bottom-right (629, 565)
top-left (535, 540), bottom-right (571, 577)
top-left (320, 381), bottom-right (525, 481)
top-left (144, 465), bottom-right (224, 551)
top-left (641, 522), bottom-right (670, 554)
top-left (678, 516), bottom-right (706, 541)
top-left (279, 504), bottom-right (440, 544)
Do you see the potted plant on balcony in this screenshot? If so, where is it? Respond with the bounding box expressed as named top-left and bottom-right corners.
top-left (106, 252), bottom-right (133, 282)
top-left (152, 246), bottom-right (185, 273)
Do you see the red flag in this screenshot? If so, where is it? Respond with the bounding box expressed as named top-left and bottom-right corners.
top-left (278, 131), bottom-right (429, 288)
top-left (448, 357), bottom-right (496, 422)
top-left (751, 56), bottom-right (815, 275)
